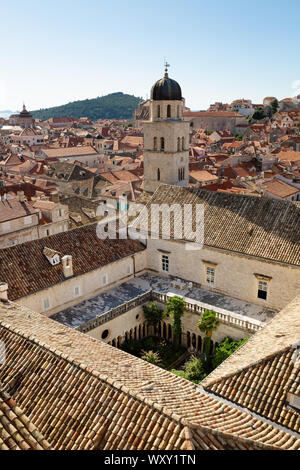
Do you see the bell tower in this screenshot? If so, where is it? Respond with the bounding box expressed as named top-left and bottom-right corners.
top-left (143, 64), bottom-right (189, 193)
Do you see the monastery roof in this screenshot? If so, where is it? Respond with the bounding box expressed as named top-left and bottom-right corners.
top-left (201, 294), bottom-right (300, 433)
top-left (0, 300), bottom-right (299, 450)
top-left (0, 224), bottom-right (145, 300)
top-left (0, 389), bottom-right (51, 450)
top-left (132, 184), bottom-right (300, 266)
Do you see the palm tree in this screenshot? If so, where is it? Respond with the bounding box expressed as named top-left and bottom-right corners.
top-left (197, 309), bottom-right (220, 364)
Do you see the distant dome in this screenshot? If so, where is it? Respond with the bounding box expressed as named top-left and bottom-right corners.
top-left (151, 72), bottom-right (182, 101)
top-left (19, 104), bottom-right (32, 118)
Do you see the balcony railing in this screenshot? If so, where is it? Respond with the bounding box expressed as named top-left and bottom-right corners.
top-left (76, 290), bottom-right (264, 335)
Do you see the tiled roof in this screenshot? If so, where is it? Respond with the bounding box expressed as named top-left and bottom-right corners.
top-left (0, 301), bottom-right (299, 450)
top-left (202, 294), bottom-right (300, 433)
top-left (0, 224), bottom-right (145, 300)
top-left (0, 199), bottom-right (39, 223)
top-left (133, 184), bottom-right (300, 266)
top-left (263, 179), bottom-right (299, 198)
top-left (42, 146), bottom-right (98, 158)
top-left (0, 389), bottom-right (52, 450)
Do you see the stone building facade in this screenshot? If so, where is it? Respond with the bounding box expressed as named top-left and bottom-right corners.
top-left (143, 69), bottom-right (189, 192)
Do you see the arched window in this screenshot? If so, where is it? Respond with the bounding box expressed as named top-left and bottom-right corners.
top-left (177, 137), bottom-right (181, 151)
top-left (160, 137), bottom-right (165, 150)
top-left (157, 105), bottom-right (160, 119)
top-left (154, 137), bottom-right (157, 150)
top-left (167, 105), bottom-right (171, 118)
top-left (177, 105), bottom-right (180, 118)
top-left (157, 168), bottom-right (160, 181)
top-left (182, 137), bottom-right (185, 150)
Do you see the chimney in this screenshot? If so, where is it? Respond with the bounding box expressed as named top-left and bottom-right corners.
top-left (17, 191), bottom-right (25, 202)
top-left (50, 191), bottom-right (59, 203)
top-left (62, 255), bottom-right (73, 279)
top-left (0, 283), bottom-right (8, 302)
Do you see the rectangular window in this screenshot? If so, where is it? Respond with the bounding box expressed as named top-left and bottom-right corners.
top-left (127, 265), bottom-right (131, 275)
top-left (162, 255), bottom-right (169, 272)
top-left (43, 298), bottom-right (50, 311)
top-left (258, 280), bottom-right (268, 300)
top-left (74, 286), bottom-right (80, 297)
top-left (102, 274), bottom-right (108, 285)
top-left (206, 266), bottom-right (215, 287)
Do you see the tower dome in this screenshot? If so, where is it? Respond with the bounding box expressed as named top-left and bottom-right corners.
top-left (151, 69), bottom-right (182, 101)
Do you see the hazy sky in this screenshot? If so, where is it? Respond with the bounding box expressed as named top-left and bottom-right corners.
top-left (1, 0), bottom-right (300, 112)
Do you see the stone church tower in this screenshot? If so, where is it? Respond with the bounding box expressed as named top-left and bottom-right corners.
top-left (143, 67), bottom-right (189, 193)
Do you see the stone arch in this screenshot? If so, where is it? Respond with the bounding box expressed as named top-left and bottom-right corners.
top-left (163, 322), bottom-right (167, 339)
top-left (197, 335), bottom-right (202, 352)
top-left (192, 333), bottom-right (197, 349)
top-left (187, 331), bottom-right (191, 348)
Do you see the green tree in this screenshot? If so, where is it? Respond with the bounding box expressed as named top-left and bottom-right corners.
top-left (164, 296), bottom-right (185, 350)
top-left (252, 108), bottom-right (265, 120)
top-left (184, 355), bottom-right (207, 382)
top-left (143, 302), bottom-right (163, 333)
top-left (141, 350), bottom-right (162, 366)
top-left (197, 310), bottom-right (220, 364)
top-left (212, 337), bottom-right (248, 369)
top-left (271, 99), bottom-right (279, 115)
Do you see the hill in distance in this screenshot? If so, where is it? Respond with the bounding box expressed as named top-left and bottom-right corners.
top-left (31, 92), bottom-right (143, 121)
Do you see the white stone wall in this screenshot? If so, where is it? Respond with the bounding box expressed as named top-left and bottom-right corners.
top-left (18, 250), bottom-right (147, 315)
top-left (0, 214), bottom-right (40, 248)
top-left (146, 238), bottom-right (300, 311)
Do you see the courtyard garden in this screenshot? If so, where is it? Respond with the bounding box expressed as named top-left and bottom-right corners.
top-left (121, 296), bottom-right (248, 384)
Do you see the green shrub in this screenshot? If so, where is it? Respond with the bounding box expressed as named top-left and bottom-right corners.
top-left (184, 355), bottom-right (207, 382)
top-left (121, 339), bottom-right (141, 355)
top-left (143, 302), bottom-right (163, 327)
top-left (141, 350), bottom-right (162, 366)
top-left (212, 337), bottom-right (248, 369)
